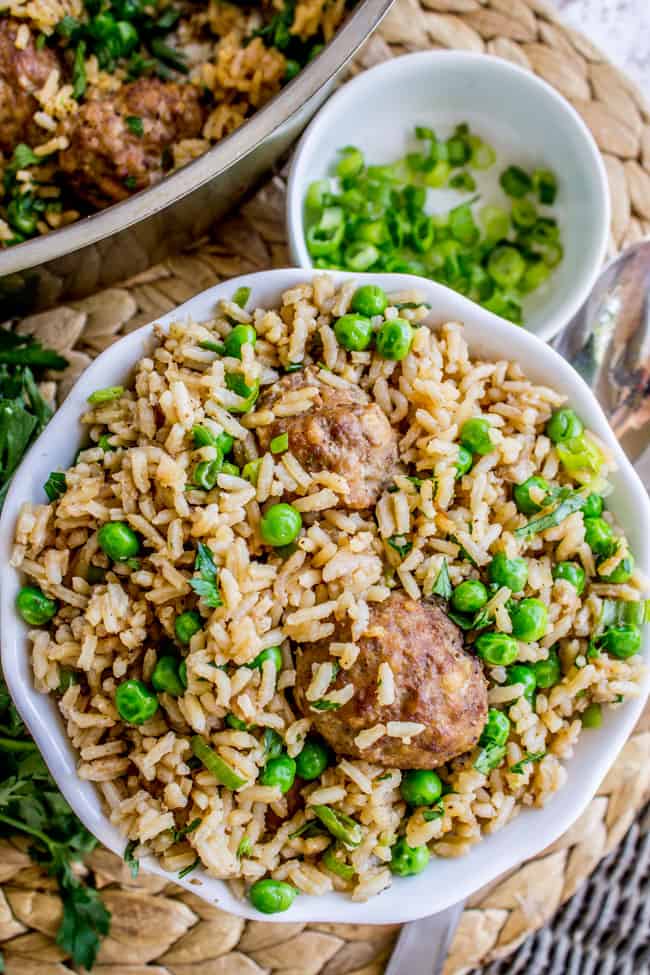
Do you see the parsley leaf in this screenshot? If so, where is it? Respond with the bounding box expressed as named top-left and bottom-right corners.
top-left (431, 558), bottom-right (452, 599)
top-left (123, 840), bottom-right (139, 878)
top-left (189, 542), bottom-right (222, 607)
top-left (514, 490), bottom-right (586, 538)
top-left (387, 535), bottom-right (412, 559)
top-left (509, 751), bottom-right (545, 774)
top-left (311, 699), bottom-right (340, 711)
top-left (0, 669), bottom-right (110, 968)
top-left (44, 471), bottom-right (66, 501)
top-left (125, 115), bottom-right (144, 137)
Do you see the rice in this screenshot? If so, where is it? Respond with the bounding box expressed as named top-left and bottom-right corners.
top-left (12, 275), bottom-right (648, 908)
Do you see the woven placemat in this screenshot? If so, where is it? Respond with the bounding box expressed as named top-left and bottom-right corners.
top-left (2, 0), bottom-right (650, 972)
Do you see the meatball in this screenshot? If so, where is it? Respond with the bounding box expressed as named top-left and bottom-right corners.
top-left (294, 591), bottom-right (488, 769)
top-left (256, 367), bottom-right (398, 510)
top-left (59, 78), bottom-right (205, 207)
top-left (0, 19), bottom-right (60, 153)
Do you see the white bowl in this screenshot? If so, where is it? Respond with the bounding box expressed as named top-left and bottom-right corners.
top-left (1, 269), bottom-right (647, 924)
top-left (286, 51), bottom-right (610, 341)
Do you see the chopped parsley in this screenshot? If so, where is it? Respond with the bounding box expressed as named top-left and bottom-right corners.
top-left (509, 751), bottom-right (545, 774)
top-left (189, 542), bottom-right (222, 608)
top-left (123, 839), bottom-right (139, 878)
top-left (44, 471), bottom-right (66, 502)
top-left (125, 115), bottom-right (144, 137)
top-left (431, 558), bottom-right (452, 599)
top-left (387, 535), bottom-right (412, 559)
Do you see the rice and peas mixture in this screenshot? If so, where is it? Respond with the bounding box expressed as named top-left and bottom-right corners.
top-left (0, 0), bottom-right (348, 246)
top-left (11, 275), bottom-right (648, 911)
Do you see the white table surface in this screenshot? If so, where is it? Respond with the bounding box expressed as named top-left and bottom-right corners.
top-left (556, 0), bottom-right (650, 91)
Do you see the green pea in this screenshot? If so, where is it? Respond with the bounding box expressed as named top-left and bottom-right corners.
top-left (193, 458), bottom-right (222, 490)
top-left (151, 656), bottom-right (185, 696)
top-left (584, 517), bottom-right (614, 556)
top-left (456, 444), bottom-right (473, 478)
top-left (389, 836), bottom-right (430, 877)
top-left (221, 462), bottom-right (240, 476)
top-left (97, 521), bottom-right (140, 561)
top-left (533, 649), bottom-right (561, 689)
top-left (600, 625), bottom-right (641, 659)
top-left (506, 664), bottom-right (537, 704)
top-left (479, 708), bottom-right (510, 747)
top-left (334, 313), bottom-right (374, 351)
top-left (247, 645), bottom-right (283, 672)
top-left (350, 284), bottom-right (387, 318)
top-left (400, 769), bottom-right (442, 806)
top-left (513, 476), bottom-right (549, 515)
top-left (175, 610), bottom-right (202, 645)
top-left (260, 754), bottom-right (296, 794)
top-left (487, 553), bottom-right (528, 593)
top-left (552, 561), bottom-right (586, 594)
top-left (581, 703), bottom-right (602, 728)
top-left (248, 878), bottom-right (297, 914)
top-left (224, 324), bottom-right (257, 359)
top-left (115, 679), bottom-right (159, 724)
top-left (375, 318), bottom-right (413, 360)
top-left (16, 585), bottom-right (57, 626)
top-left (295, 738), bottom-right (330, 781)
top-left (459, 418), bottom-right (493, 456)
top-left (599, 554), bottom-right (634, 584)
top-left (475, 632), bottom-right (518, 666)
top-left (509, 598), bottom-right (548, 642)
top-left (451, 579), bottom-right (488, 614)
top-left (260, 503), bottom-right (302, 546)
top-left (546, 408), bottom-right (584, 444)
top-left (179, 660), bottom-right (187, 688)
top-left (582, 493), bottom-right (604, 519)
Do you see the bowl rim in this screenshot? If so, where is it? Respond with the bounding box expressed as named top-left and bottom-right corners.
top-left (1, 268), bottom-right (647, 924)
top-left (0, 0), bottom-right (394, 278)
top-left (285, 49), bottom-right (611, 342)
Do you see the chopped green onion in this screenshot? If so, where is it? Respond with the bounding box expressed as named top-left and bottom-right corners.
top-left (232, 286), bottom-right (251, 308)
top-left (190, 735), bottom-right (246, 789)
top-left (88, 386), bottom-right (124, 404)
top-left (500, 165), bottom-right (533, 198)
top-left (311, 805), bottom-right (363, 848)
top-left (270, 432), bottom-right (289, 454)
top-left (533, 168), bottom-right (558, 205)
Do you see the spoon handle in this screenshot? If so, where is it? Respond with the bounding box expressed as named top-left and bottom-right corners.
top-left (384, 900), bottom-right (465, 975)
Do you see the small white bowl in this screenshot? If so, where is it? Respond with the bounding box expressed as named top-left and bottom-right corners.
top-left (287, 51), bottom-right (610, 341)
top-left (1, 269), bottom-right (647, 925)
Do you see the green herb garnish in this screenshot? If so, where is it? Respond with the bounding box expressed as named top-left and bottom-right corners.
top-left (189, 542), bottom-right (222, 608)
top-left (431, 558), bottom-right (452, 599)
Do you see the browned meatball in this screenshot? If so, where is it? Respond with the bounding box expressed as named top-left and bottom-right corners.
top-left (59, 78), bottom-right (204, 207)
top-left (294, 591), bottom-right (488, 769)
top-left (257, 367), bottom-right (398, 510)
top-left (0, 19), bottom-right (60, 153)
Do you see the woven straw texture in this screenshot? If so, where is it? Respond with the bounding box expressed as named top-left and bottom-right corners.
top-left (2, 0), bottom-right (650, 972)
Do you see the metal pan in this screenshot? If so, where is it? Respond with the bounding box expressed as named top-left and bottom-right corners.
top-left (0, 0), bottom-right (394, 316)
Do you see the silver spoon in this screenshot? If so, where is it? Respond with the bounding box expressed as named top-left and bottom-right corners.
top-left (385, 239), bottom-right (650, 975)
